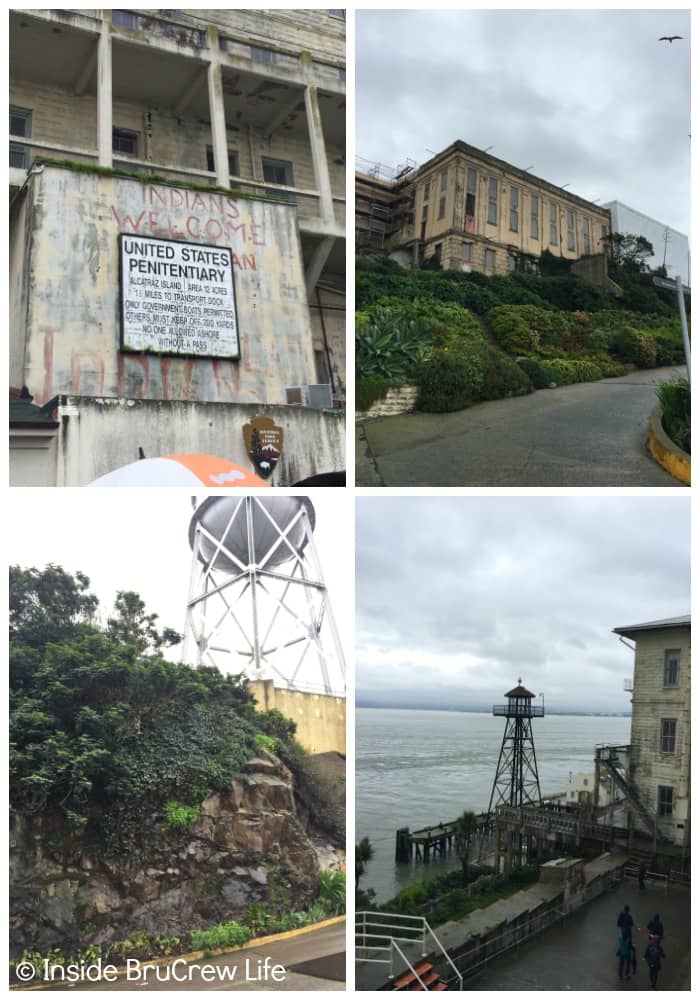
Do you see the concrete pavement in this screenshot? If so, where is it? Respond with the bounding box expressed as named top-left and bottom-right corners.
top-left (465, 879), bottom-right (690, 990)
top-left (356, 366), bottom-right (686, 486)
top-left (39, 921), bottom-right (345, 991)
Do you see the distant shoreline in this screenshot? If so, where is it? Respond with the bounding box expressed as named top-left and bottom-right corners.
top-left (356, 703), bottom-right (631, 718)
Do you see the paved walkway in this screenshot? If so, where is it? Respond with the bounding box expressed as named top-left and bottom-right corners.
top-left (356, 367), bottom-right (686, 487)
top-left (45, 921), bottom-right (345, 991)
top-left (465, 879), bottom-right (690, 991)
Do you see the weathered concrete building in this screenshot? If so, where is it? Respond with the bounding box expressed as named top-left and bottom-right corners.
top-left (356, 141), bottom-right (611, 276)
top-left (609, 615), bottom-right (691, 851)
top-left (10, 9), bottom-right (346, 485)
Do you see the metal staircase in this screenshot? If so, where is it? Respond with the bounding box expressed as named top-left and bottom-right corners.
top-left (599, 754), bottom-right (658, 839)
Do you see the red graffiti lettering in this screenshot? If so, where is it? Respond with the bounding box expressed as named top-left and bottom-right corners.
top-left (212, 359), bottom-right (241, 401)
top-left (37, 326), bottom-right (55, 405)
top-left (71, 348), bottom-right (105, 396)
top-left (186, 215), bottom-right (201, 239)
top-left (205, 218), bottom-right (224, 240)
top-left (118, 353), bottom-right (149, 399)
top-left (250, 223), bottom-right (265, 246)
top-left (112, 206), bottom-right (147, 231)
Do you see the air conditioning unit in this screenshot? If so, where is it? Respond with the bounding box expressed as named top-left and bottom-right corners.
top-left (307, 384), bottom-right (333, 409)
top-left (285, 386), bottom-right (309, 406)
top-left (462, 264), bottom-right (472, 273)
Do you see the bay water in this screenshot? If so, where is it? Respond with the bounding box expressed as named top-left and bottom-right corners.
top-left (356, 707), bottom-right (630, 903)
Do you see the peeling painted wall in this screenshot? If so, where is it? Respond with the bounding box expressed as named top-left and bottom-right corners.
top-left (628, 626), bottom-right (690, 845)
top-left (55, 395), bottom-right (345, 486)
top-left (20, 163), bottom-right (318, 406)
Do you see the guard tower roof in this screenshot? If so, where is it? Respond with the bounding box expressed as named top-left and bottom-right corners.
top-left (505, 684), bottom-right (535, 698)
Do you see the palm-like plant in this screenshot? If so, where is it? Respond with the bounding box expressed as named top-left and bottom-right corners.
top-left (355, 836), bottom-right (374, 891)
top-left (454, 811), bottom-right (479, 885)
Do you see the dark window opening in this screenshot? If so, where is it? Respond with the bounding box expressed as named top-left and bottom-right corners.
top-left (112, 127), bottom-right (139, 156)
top-left (262, 157), bottom-right (295, 204)
top-left (206, 146), bottom-right (240, 177)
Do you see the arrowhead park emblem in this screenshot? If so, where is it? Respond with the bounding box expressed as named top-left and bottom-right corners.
top-left (242, 417), bottom-right (284, 480)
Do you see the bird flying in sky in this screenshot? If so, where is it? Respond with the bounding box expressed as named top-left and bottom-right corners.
top-left (658, 35), bottom-right (683, 42)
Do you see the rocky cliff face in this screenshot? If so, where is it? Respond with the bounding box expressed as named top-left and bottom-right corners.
top-left (10, 751), bottom-right (319, 956)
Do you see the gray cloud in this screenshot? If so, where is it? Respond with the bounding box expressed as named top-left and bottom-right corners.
top-left (356, 496), bottom-right (689, 714)
top-left (356, 9), bottom-right (690, 234)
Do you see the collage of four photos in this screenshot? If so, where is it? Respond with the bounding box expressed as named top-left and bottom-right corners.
top-left (8, 6), bottom-right (692, 993)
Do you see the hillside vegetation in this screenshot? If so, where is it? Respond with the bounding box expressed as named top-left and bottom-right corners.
top-left (356, 250), bottom-right (688, 414)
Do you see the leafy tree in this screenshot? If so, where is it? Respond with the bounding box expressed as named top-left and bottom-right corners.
top-left (454, 811), bottom-right (479, 885)
top-left (9, 565), bottom-right (259, 849)
top-left (107, 590), bottom-right (180, 654)
top-left (603, 232), bottom-right (654, 272)
top-left (356, 836), bottom-right (374, 891)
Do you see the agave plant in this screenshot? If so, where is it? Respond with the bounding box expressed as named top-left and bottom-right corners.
top-left (356, 308), bottom-right (432, 381)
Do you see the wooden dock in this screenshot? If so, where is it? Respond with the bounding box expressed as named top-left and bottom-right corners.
top-left (395, 814), bottom-right (493, 863)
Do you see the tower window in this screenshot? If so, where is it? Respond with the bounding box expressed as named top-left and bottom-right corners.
top-left (664, 649), bottom-right (680, 686)
top-left (660, 719), bottom-right (677, 754)
top-left (658, 785), bottom-right (674, 817)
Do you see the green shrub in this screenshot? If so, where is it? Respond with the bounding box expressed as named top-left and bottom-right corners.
top-left (518, 357), bottom-right (553, 390)
top-left (190, 920), bottom-right (251, 952)
top-left (487, 305), bottom-right (538, 354)
top-left (356, 308), bottom-right (431, 382)
top-left (415, 351), bottom-right (479, 412)
top-left (657, 379), bottom-right (691, 453)
top-left (356, 377), bottom-right (391, 412)
top-left (581, 353), bottom-right (628, 379)
top-left (539, 358), bottom-right (603, 386)
top-left (610, 325), bottom-right (657, 367)
top-left (479, 346), bottom-right (532, 400)
top-left (651, 332), bottom-right (686, 366)
top-left (254, 732), bottom-right (278, 753)
top-left (164, 800), bottom-right (200, 832)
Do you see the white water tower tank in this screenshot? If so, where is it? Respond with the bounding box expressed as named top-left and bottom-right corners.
top-left (188, 496), bottom-right (315, 572)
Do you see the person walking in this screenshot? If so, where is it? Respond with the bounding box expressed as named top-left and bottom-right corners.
top-left (617, 930), bottom-right (633, 980)
top-left (644, 937), bottom-right (665, 989)
top-left (647, 913), bottom-right (664, 941)
top-left (617, 904), bottom-right (634, 935)
top-left (638, 862), bottom-right (646, 891)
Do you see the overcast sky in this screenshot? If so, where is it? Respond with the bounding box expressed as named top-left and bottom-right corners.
top-left (356, 496), bottom-right (689, 714)
top-left (8, 491), bottom-right (352, 689)
top-left (356, 8), bottom-right (691, 235)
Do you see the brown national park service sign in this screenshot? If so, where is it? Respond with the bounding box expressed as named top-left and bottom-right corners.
top-left (243, 416), bottom-right (283, 480)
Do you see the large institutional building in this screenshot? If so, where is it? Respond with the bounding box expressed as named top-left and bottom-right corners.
top-left (10, 9), bottom-right (346, 485)
top-left (356, 140), bottom-right (612, 276)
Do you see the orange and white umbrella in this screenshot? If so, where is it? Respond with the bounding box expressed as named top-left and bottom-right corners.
top-left (89, 454), bottom-right (270, 487)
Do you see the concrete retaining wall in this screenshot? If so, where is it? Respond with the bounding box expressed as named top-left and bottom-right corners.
top-left (53, 395), bottom-right (344, 485)
top-left (248, 679), bottom-right (345, 755)
top-left (356, 385), bottom-right (418, 420)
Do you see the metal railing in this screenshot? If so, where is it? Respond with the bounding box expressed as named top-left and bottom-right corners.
top-left (356, 911), bottom-right (462, 990)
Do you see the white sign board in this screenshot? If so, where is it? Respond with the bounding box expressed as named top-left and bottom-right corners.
top-left (119, 234), bottom-right (239, 358)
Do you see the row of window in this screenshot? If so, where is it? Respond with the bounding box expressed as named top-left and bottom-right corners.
top-left (10, 106), bottom-right (296, 194)
top-left (412, 165), bottom-right (606, 254)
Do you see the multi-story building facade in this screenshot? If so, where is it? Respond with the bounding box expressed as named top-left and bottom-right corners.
top-left (612, 615), bottom-right (691, 850)
top-left (10, 9), bottom-right (346, 485)
top-left (356, 140), bottom-right (611, 276)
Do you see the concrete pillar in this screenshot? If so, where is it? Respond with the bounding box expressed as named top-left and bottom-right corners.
top-left (304, 84), bottom-right (334, 223)
top-left (97, 18), bottom-right (112, 167)
top-left (207, 59), bottom-right (230, 188)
